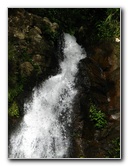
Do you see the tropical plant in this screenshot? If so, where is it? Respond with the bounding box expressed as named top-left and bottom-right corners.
top-left (89, 103), bottom-right (107, 129)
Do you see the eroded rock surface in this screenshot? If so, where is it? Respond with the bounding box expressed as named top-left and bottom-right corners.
top-left (72, 40), bottom-right (120, 158)
top-left (8, 9), bottom-right (60, 135)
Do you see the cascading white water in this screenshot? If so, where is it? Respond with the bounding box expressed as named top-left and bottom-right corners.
top-left (9, 33), bottom-right (86, 159)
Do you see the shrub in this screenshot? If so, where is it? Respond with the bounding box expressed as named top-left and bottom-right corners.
top-left (97, 8), bottom-right (120, 40)
top-left (8, 101), bottom-right (19, 118)
top-left (89, 104), bottom-right (107, 129)
top-left (8, 84), bottom-right (23, 103)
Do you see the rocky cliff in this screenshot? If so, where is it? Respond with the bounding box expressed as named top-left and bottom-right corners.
top-left (72, 38), bottom-right (120, 158)
top-left (8, 8), bottom-right (60, 133)
top-left (8, 8), bottom-right (120, 158)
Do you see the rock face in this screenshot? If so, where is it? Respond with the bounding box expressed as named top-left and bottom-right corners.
top-left (8, 9), bottom-right (59, 76)
top-left (8, 9), bottom-right (60, 87)
top-left (8, 9), bottom-right (60, 134)
top-left (8, 9), bottom-right (120, 158)
top-left (20, 62), bottom-right (34, 76)
top-left (72, 57), bottom-right (108, 158)
top-left (71, 39), bottom-right (120, 158)
top-left (92, 42), bottom-right (120, 115)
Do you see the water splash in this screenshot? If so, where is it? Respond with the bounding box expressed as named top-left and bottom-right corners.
top-left (9, 33), bottom-right (86, 159)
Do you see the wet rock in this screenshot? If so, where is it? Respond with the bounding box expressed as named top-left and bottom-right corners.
top-left (42, 17), bottom-right (59, 33)
top-left (72, 56), bottom-right (110, 157)
top-left (14, 30), bottom-right (25, 39)
top-left (8, 8), bottom-right (59, 83)
top-left (32, 54), bottom-right (43, 65)
top-left (94, 130), bottom-right (101, 141)
top-left (91, 43), bottom-right (114, 71)
top-left (109, 113), bottom-right (120, 121)
top-left (73, 40), bottom-right (120, 157)
top-left (28, 27), bottom-right (42, 43)
top-left (34, 26), bottom-right (42, 34)
top-left (51, 22), bottom-right (59, 32)
top-left (20, 62), bottom-right (34, 76)
top-left (78, 26), bottom-right (84, 34)
top-left (43, 17), bottom-right (52, 26)
top-left (78, 57), bottom-right (108, 108)
top-left (107, 68), bottom-right (120, 113)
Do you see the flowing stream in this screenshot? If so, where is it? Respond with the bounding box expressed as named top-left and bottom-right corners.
top-left (9, 33), bottom-right (86, 159)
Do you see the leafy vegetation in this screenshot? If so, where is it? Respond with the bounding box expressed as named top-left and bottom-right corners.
top-left (8, 42), bottom-right (23, 104)
top-left (8, 85), bottom-right (23, 103)
top-left (8, 8), bottom-right (120, 117)
top-left (89, 103), bottom-right (107, 129)
top-left (8, 8), bottom-right (120, 158)
top-left (97, 8), bottom-right (120, 40)
top-left (25, 8), bottom-right (120, 43)
top-left (8, 101), bottom-right (19, 118)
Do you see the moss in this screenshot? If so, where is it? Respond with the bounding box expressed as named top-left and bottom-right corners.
top-left (89, 103), bottom-right (107, 129)
top-left (8, 101), bottom-right (19, 118)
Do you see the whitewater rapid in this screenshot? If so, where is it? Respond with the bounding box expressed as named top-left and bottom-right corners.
top-left (9, 33), bottom-right (86, 159)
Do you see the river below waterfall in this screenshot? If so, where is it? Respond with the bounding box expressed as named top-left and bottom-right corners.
top-left (8, 33), bottom-right (86, 159)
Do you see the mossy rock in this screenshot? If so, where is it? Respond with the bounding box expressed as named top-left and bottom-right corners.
top-left (8, 101), bottom-right (19, 118)
top-left (20, 61), bottom-right (34, 76)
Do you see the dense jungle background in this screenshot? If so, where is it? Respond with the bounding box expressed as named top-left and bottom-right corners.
top-left (8, 8), bottom-right (120, 158)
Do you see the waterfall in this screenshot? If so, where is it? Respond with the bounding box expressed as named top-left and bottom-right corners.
top-left (9, 33), bottom-right (86, 159)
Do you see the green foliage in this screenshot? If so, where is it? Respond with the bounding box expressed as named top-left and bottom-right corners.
top-left (42, 23), bottom-right (59, 43)
top-left (8, 101), bottom-right (19, 118)
top-left (97, 8), bottom-right (120, 40)
top-left (33, 63), bottom-right (42, 76)
top-left (8, 42), bottom-right (23, 104)
top-left (8, 42), bottom-right (17, 61)
top-left (8, 42), bottom-right (18, 87)
top-left (89, 104), bottom-right (107, 129)
top-left (8, 84), bottom-right (23, 103)
top-left (24, 8), bottom-right (120, 45)
top-left (107, 137), bottom-right (120, 158)
top-left (8, 42), bottom-right (27, 105)
top-left (26, 8), bottom-right (107, 34)
top-left (20, 48), bottom-right (31, 62)
top-left (8, 42), bottom-right (18, 77)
